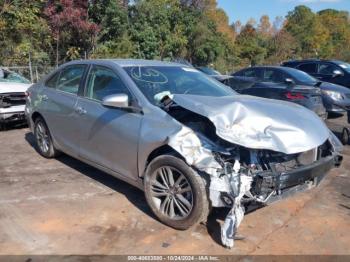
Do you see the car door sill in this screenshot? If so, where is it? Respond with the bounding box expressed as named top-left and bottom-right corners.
top-left (59, 149), bottom-right (144, 191)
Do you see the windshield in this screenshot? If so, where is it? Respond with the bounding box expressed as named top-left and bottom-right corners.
top-left (197, 67), bottom-right (221, 76)
top-left (334, 61), bottom-right (350, 73)
top-left (286, 68), bottom-right (318, 85)
top-left (123, 66), bottom-right (235, 105)
top-left (0, 69), bottom-right (31, 84)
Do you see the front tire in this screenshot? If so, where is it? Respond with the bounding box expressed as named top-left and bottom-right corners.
top-left (34, 117), bottom-right (59, 158)
top-left (144, 155), bottom-right (209, 230)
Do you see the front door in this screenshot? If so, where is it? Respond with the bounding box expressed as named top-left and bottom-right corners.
top-left (77, 65), bottom-right (142, 180)
top-left (316, 62), bottom-right (344, 85)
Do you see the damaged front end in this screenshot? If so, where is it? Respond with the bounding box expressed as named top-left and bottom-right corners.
top-left (160, 94), bottom-right (343, 248)
top-left (0, 92), bottom-right (27, 125)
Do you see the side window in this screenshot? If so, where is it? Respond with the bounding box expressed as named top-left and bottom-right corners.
top-left (242, 69), bottom-right (257, 77)
top-left (318, 63), bottom-right (339, 75)
top-left (85, 66), bottom-right (131, 102)
top-left (297, 63), bottom-right (317, 74)
top-left (56, 65), bottom-right (86, 94)
top-left (263, 69), bottom-right (286, 83)
top-left (45, 72), bottom-right (60, 88)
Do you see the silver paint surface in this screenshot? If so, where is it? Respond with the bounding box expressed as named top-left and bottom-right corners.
top-left (170, 94), bottom-right (330, 154)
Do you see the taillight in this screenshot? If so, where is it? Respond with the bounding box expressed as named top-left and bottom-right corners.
top-left (285, 92), bottom-right (305, 100)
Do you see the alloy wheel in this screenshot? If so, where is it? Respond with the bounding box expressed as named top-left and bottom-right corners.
top-left (150, 166), bottom-right (193, 220)
top-left (35, 122), bottom-right (50, 153)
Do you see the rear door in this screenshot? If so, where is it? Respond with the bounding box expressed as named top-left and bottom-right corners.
top-left (76, 65), bottom-right (142, 180)
top-left (41, 64), bottom-right (87, 156)
top-left (239, 68), bottom-right (285, 99)
top-left (251, 68), bottom-right (288, 99)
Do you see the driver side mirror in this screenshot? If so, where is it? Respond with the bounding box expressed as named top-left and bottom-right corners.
top-left (285, 78), bottom-right (295, 85)
top-left (333, 70), bottom-right (343, 78)
top-left (102, 93), bottom-right (129, 108)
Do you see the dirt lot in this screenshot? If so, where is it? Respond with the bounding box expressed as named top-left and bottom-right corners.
top-left (0, 127), bottom-right (350, 255)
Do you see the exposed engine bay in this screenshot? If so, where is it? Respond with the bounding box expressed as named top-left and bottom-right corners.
top-left (160, 94), bottom-right (343, 248)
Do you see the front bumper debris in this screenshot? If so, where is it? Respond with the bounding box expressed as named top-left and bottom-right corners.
top-left (0, 111), bottom-right (26, 123)
top-left (220, 153), bottom-right (341, 248)
top-left (252, 154), bottom-right (342, 197)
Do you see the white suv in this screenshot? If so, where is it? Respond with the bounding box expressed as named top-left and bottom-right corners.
top-left (0, 68), bottom-right (32, 130)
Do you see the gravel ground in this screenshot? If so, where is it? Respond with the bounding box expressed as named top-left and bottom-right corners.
top-left (0, 127), bottom-right (349, 255)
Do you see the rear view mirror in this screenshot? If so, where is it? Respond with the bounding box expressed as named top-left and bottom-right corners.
top-left (285, 78), bottom-right (295, 85)
top-left (102, 93), bottom-right (129, 108)
top-left (333, 70), bottom-right (343, 78)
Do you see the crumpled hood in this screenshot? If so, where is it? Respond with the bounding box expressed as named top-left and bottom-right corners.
top-left (171, 94), bottom-right (330, 154)
top-left (0, 82), bottom-right (31, 94)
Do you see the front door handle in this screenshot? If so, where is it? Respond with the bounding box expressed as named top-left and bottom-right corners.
top-left (75, 106), bottom-right (87, 115)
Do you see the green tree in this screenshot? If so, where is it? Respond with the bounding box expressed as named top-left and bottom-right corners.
top-left (89, 0), bottom-right (134, 58)
top-left (0, 0), bottom-right (51, 67)
top-left (129, 0), bottom-right (188, 60)
top-left (285, 5), bottom-right (329, 58)
top-left (317, 9), bottom-right (350, 59)
top-left (235, 23), bottom-right (266, 66)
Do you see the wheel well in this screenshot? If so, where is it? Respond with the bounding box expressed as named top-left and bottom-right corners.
top-left (144, 145), bottom-right (185, 176)
top-left (31, 112), bottom-right (43, 123)
top-left (147, 145), bottom-right (183, 163)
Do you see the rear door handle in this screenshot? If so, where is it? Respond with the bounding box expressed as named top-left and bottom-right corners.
top-left (75, 106), bottom-right (87, 115)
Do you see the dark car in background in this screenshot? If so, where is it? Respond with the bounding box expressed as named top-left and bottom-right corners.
top-left (230, 66), bottom-right (327, 119)
top-left (232, 66), bottom-right (350, 115)
top-left (196, 66), bottom-right (233, 83)
top-left (282, 60), bottom-right (350, 88)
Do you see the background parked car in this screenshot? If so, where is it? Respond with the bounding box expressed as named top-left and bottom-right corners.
top-left (232, 66), bottom-right (350, 115)
top-left (229, 67), bottom-right (327, 119)
top-left (282, 59), bottom-right (350, 88)
top-left (195, 66), bottom-right (233, 83)
top-left (0, 68), bottom-right (32, 130)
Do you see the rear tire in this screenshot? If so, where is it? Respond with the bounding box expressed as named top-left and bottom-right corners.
top-left (34, 117), bottom-right (59, 158)
top-left (341, 128), bottom-right (349, 145)
top-left (144, 155), bottom-right (209, 230)
top-left (0, 121), bottom-right (5, 131)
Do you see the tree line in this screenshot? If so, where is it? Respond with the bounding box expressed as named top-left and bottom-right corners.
top-left (1, 0), bottom-right (350, 73)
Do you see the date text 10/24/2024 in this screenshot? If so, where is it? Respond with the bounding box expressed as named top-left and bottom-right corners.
top-left (127, 256), bottom-right (220, 261)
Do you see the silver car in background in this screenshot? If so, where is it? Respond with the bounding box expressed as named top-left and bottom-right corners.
top-left (26, 59), bottom-right (342, 248)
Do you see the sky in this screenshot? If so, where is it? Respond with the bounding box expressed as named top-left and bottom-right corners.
top-left (217, 0), bottom-right (350, 25)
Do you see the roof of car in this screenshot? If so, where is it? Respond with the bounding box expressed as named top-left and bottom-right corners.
top-left (283, 59), bottom-right (347, 64)
top-left (66, 59), bottom-right (186, 67)
top-left (244, 66), bottom-right (287, 70)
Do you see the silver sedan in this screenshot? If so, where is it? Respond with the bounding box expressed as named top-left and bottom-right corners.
top-left (25, 59), bottom-right (342, 248)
